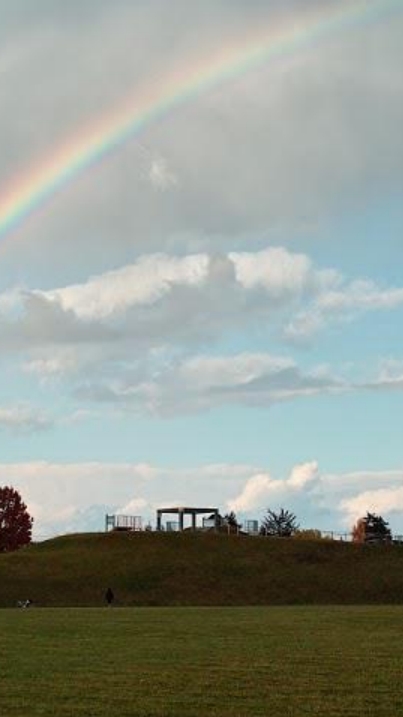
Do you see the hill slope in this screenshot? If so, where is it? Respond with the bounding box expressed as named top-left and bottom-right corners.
top-left (1, 532), bottom-right (403, 607)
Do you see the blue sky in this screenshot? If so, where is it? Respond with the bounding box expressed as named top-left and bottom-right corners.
top-left (0, 0), bottom-right (403, 539)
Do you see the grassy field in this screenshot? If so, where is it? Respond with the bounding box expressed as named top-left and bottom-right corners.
top-left (1, 606), bottom-right (403, 716)
top-left (2, 532), bottom-right (403, 606)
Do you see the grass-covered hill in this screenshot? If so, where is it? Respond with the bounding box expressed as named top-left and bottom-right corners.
top-left (2, 531), bottom-right (403, 607)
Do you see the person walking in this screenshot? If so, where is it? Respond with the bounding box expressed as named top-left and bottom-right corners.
top-left (105, 587), bottom-right (114, 606)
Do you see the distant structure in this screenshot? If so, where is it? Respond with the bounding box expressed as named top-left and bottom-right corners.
top-left (156, 506), bottom-right (219, 532)
top-left (244, 520), bottom-right (259, 535)
top-left (105, 514), bottom-right (142, 532)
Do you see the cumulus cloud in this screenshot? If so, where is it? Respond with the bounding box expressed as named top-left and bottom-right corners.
top-left (314, 468), bottom-right (403, 530)
top-left (288, 461), bottom-right (320, 489)
top-left (229, 463), bottom-right (403, 534)
top-left (228, 461), bottom-right (319, 513)
top-left (228, 474), bottom-right (281, 513)
top-left (229, 247), bottom-right (316, 296)
top-left (40, 253), bottom-right (209, 321)
top-left (1, 246), bottom-right (403, 359)
top-left (340, 486), bottom-right (403, 525)
top-left (0, 245), bottom-right (402, 418)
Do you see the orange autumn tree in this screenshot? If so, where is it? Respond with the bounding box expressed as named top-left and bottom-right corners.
top-left (352, 517), bottom-right (366, 543)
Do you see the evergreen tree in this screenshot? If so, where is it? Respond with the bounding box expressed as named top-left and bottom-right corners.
top-left (352, 512), bottom-right (391, 544)
top-left (260, 508), bottom-right (299, 537)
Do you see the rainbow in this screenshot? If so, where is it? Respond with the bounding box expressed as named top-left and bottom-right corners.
top-left (0, 0), bottom-right (401, 243)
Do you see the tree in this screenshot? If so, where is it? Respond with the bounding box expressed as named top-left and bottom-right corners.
top-left (0, 487), bottom-right (33, 552)
top-left (352, 518), bottom-right (366, 543)
top-left (352, 512), bottom-right (392, 545)
top-left (212, 511), bottom-right (241, 533)
top-left (260, 508), bottom-right (299, 537)
top-left (222, 511), bottom-right (241, 529)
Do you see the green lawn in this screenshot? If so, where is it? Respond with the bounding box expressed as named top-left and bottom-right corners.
top-left (0, 607), bottom-right (403, 716)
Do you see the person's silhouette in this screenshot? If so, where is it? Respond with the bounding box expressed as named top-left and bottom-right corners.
top-left (105, 587), bottom-right (114, 606)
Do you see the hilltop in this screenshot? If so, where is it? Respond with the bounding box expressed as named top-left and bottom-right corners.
top-left (1, 531), bottom-right (403, 607)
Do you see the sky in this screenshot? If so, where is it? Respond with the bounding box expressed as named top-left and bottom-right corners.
top-left (0, 0), bottom-right (403, 539)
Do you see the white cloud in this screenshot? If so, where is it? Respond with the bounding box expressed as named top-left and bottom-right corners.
top-left (0, 404), bottom-right (51, 432)
top-left (40, 253), bottom-right (209, 321)
top-left (228, 248), bottom-right (403, 344)
top-left (0, 247), bottom-right (402, 372)
top-left (23, 354), bottom-right (79, 378)
top-left (340, 486), bottom-right (403, 524)
top-left (285, 280), bottom-right (403, 341)
top-left (119, 497), bottom-right (149, 514)
top-left (228, 461), bottom-right (319, 513)
top-left (288, 461), bottom-right (320, 489)
top-left (78, 352), bottom-right (344, 416)
top-left (314, 468), bottom-right (403, 530)
top-left (179, 353), bottom-right (295, 390)
top-left (148, 157), bottom-right (178, 191)
top-left (0, 239), bottom-right (402, 417)
top-left (229, 247), bottom-right (315, 296)
top-left (317, 280), bottom-right (403, 313)
top-left (228, 473), bottom-right (282, 513)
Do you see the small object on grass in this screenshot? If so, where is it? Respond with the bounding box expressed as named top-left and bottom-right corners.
top-left (17, 599), bottom-right (33, 609)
